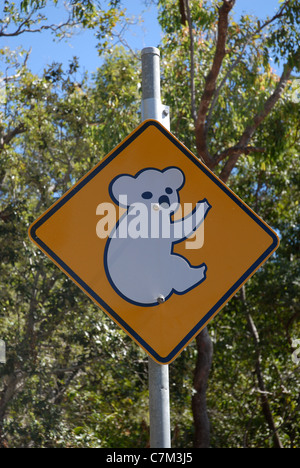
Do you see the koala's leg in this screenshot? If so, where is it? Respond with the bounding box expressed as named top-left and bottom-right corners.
top-left (170, 254), bottom-right (207, 293)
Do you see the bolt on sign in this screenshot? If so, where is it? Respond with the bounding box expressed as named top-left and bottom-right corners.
top-left (29, 120), bottom-right (279, 364)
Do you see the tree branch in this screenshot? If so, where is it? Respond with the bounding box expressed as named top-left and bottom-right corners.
top-left (184, 0), bottom-right (197, 122)
top-left (0, 12), bottom-right (35, 37)
top-left (219, 60), bottom-right (295, 182)
top-left (0, 49), bottom-right (31, 85)
top-left (0, 371), bottom-right (24, 423)
top-left (205, 1), bottom-right (289, 133)
top-left (192, 327), bottom-right (213, 448)
top-left (215, 145), bottom-right (265, 164)
top-left (179, 0), bottom-right (187, 25)
top-left (0, 12), bottom-right (78, 38)
top-left (241, 286), bottom-right (283, 448)
top-left (195, 0), bottom-right (235, 168)
top-left (0, 123), bottom-right (26, 152)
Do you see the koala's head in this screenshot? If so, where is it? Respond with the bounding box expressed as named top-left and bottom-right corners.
top-left (110, 167), bottom-right (185, 213)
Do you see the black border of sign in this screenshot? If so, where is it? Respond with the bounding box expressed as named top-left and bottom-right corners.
top-left (29, 120), bottom-right (280, 364)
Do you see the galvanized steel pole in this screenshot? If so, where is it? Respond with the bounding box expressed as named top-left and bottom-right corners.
top-left (141, 47), bottom-right (171, 449)
top-left (148, 357), bottom-right (171, 448)
top-left (141, 47), bottom-right (170, 130)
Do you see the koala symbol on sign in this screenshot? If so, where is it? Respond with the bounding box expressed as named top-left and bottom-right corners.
top-left (104, 167), bottom-right (211, 306)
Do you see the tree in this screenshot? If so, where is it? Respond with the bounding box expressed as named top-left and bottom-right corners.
top-left (0, 0), bottom-right (299, 448)
top-left (0, 45), bottom-right (150, 447)
top-left (0, 0), bottom-right (124, 42)
top-left (0, 0), bottom-right (128, 199)
top-left (158, 0), bottom-right (299, 447)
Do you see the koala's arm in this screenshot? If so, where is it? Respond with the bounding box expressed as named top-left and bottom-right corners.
top-left (172, 199), bottom-right (211, 241)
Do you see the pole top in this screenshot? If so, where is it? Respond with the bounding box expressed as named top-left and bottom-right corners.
top-left (142, 47), bottom-right (160, 57)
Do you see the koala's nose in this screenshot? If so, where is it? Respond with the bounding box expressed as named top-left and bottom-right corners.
top-left (158, 195), bottom-right (170, 208)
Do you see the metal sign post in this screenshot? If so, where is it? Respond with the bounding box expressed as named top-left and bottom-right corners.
top-left (141, 47), bottom-right (171, 449)
top-left (0, 339), bottom-right (5, 364)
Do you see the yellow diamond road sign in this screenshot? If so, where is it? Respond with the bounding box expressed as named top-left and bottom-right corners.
top-left (29, 120), bottom-right (279, 364)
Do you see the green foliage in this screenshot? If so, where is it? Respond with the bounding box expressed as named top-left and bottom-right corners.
top-left (0, 0), bottom-right (299, 449)
top-left (209, 142), bottom-right (300, 447)
top-left (158, 0), bottom-right (299, 448)
top-left (1, 0), bottom-right (126, 53)
top-left (0, 46), bottom-right (144, 448)
top-left (267, 0), bottom-right (300, 68)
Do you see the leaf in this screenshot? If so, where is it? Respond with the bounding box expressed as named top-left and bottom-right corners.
top-left (74, 426), bottom-right (84, 435)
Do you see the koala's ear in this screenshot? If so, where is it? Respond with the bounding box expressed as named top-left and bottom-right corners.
top-left (109, 174), bottom-right (134, 207)
top-left (165, 167), bottom-right (185, 189)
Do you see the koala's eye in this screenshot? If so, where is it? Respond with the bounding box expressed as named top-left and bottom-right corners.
top-left (142, 191), bottom-right (153, 200)
top-left (165, 187), bottom-right (173, 195)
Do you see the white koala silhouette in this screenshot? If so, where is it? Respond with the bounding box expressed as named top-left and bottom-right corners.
top-left (104, 167), bottom-right (211, 306)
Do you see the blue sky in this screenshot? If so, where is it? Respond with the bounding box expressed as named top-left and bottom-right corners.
top-left (1, 0), bottom-right (283, 76)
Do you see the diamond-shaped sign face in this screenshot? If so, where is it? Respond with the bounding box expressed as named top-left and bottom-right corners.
top-left (29, 120), bottom-right (279, 364)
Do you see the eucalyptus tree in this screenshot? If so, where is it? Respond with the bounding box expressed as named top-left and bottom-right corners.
top-left (158, 0), bottom-right (299, 448)
top-left (0, 0), bottom-right (299, 448)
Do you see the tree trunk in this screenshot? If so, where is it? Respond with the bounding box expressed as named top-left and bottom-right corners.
top-left (192, 327), bottom-right (213, 448)
top-left (241, 286), bottom-right (283, 448)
